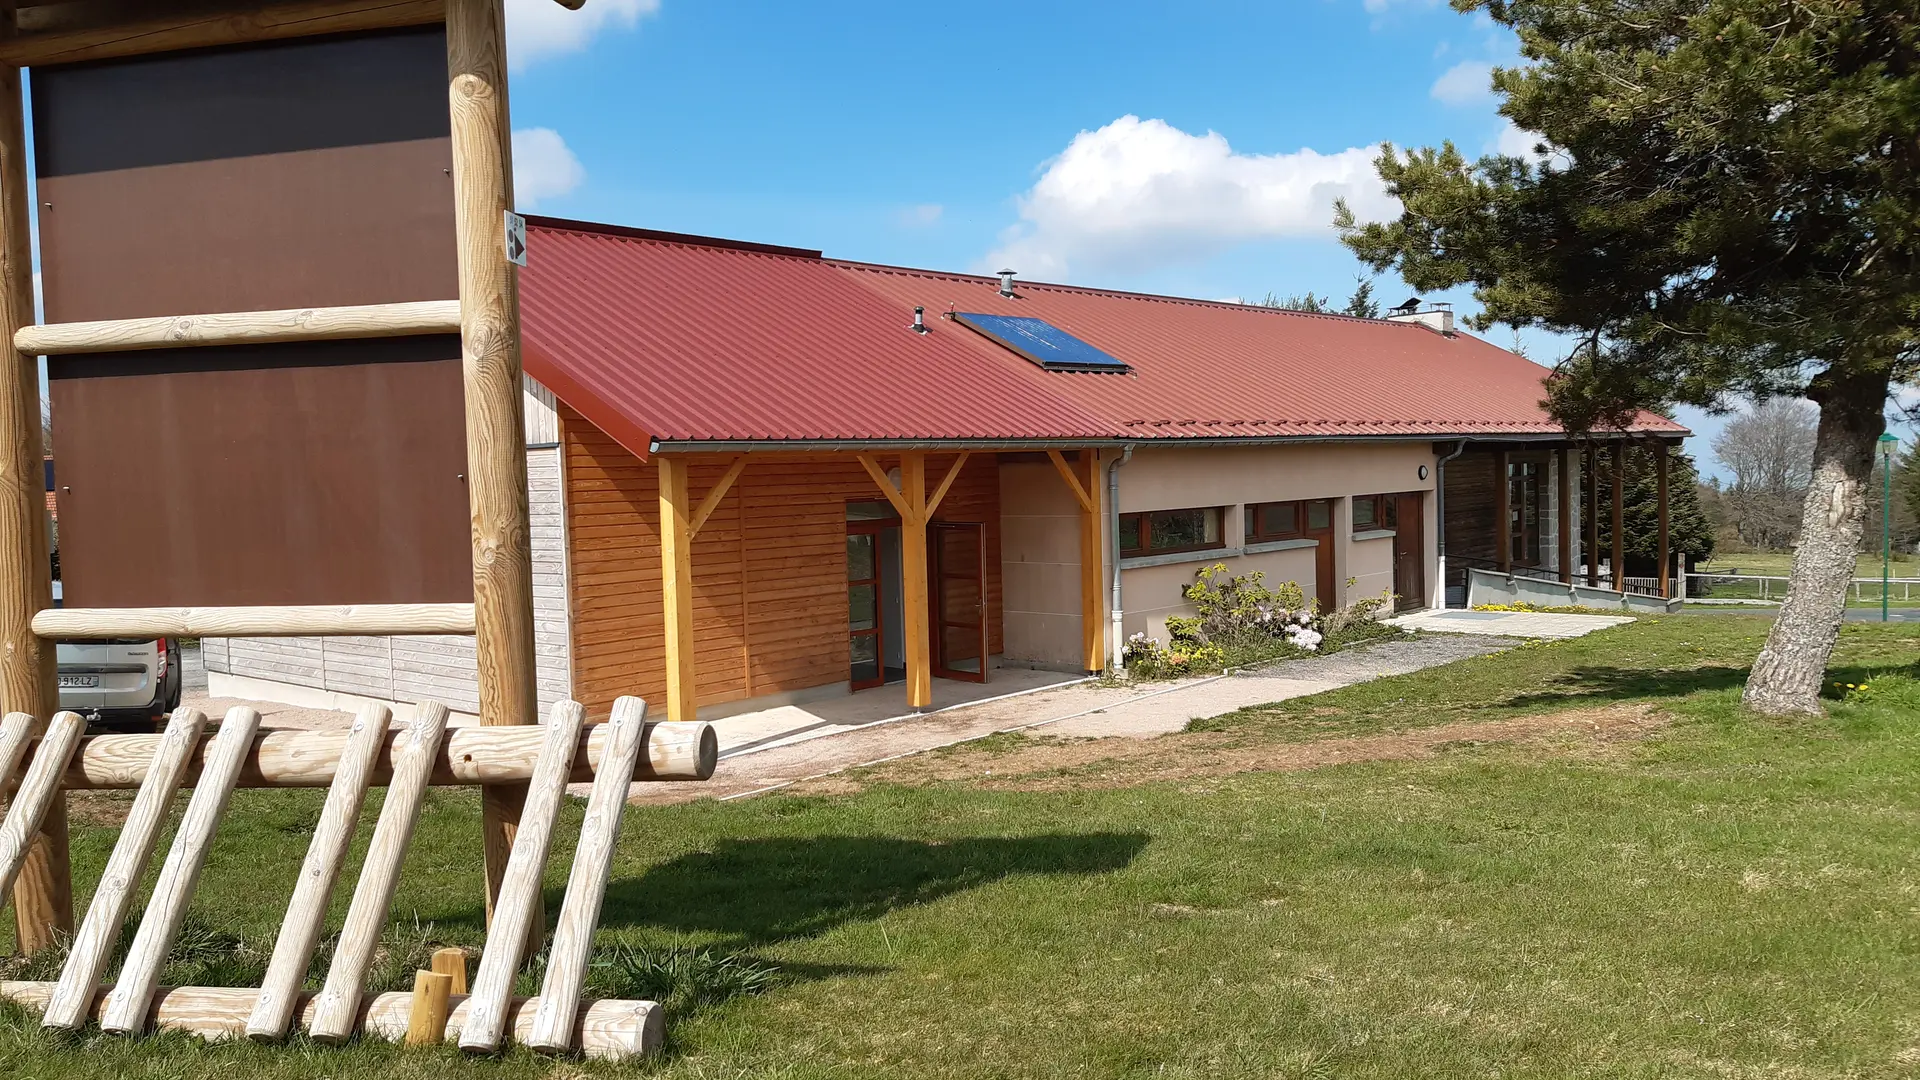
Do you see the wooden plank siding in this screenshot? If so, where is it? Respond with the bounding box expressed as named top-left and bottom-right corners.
top-left (559, 404), bottom-right (1002, 717)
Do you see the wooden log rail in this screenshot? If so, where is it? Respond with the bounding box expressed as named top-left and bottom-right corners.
top-left (58, 721), bottom-right (718, 790)
top-left (15, 300), bottom-right (462, 356)
top-left (32, 603), bottom-right (476, 640)
top-left (0, 981), bottom-right (661, 1061)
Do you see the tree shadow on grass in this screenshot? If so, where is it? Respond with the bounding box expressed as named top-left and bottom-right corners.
top-left (597, 832), bottom-right (1150, 949)
top-left (1502, 657), bottom-right (1920, 711)
top-left (1503, 664), bottom-right (1753, 710)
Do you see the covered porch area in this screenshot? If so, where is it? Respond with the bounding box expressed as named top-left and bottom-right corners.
top-left (1439, 436), bottom-right (1680, 607)
top-left (559, 405), bottom-right (1112, 722)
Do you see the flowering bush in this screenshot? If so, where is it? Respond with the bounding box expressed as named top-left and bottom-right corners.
top-left (1116, 564), bottom-right (1394, 681)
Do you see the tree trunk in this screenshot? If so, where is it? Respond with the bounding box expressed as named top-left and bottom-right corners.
top-left (1742, 370), bottom-right (1889, 715)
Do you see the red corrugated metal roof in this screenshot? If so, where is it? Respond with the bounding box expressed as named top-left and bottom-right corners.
top-left (520, 217), bottom-right (1686, 456)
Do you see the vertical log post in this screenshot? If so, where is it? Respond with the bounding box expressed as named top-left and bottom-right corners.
top-left (901, 453), bottom-right (931, 709)
top-left (1611, 442), bottom-right (1626, 591)
top-left (1492, 447), bottom-right (1511, 574)
top-left (658, 456), bottom-right (696, 722)
top-left (447, 0), bottom-right (538, 928)
top-left (1557, 447), bottom-right (1573, 584)
top-left (0, 49), bottom-right (67, 952)
top-left (1585, 446), bottom-right (1600, 587)
top-left (1078, 450), bottom-right (1103, 674)
top-left (1655, 439), bottom-right (1671, 598)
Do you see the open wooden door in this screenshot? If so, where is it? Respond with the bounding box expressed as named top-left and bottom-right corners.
top-left (930, 522), bottom-right (987, 683)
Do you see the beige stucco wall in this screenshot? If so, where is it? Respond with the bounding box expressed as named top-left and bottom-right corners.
top-left (1114, 442), bottom-right (1439, 641)
top-left (999, 459), bottom-right (1090, 670)
top-left (1347, 534), bottom-right (1395, 606)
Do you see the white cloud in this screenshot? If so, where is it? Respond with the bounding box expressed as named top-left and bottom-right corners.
top-left (512, 128), bottom-right (585, 206)
top-left (1431, 60), bottom-right (1494, 106)
top-left (985, 116), bottom-right (1397, 280)
top-left (506, 0), bottom-right (659, 70)
top-left (896, 204), bottom-right (943, 227)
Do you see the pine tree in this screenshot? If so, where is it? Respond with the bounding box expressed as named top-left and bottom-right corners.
top-left (1336, 1), bottom-right (1920, 715)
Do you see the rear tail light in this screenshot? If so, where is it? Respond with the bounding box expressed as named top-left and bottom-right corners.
top-left (154, 638), bottom-right (168, 680)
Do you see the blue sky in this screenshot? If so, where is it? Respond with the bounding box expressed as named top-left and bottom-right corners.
top-left (497, 0), bottom-right (1908, 476)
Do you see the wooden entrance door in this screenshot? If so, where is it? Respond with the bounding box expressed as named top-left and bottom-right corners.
top-left (1303, 498), bottom-right (1337, 612)
top-left (847, 524), bottom-right (886, 690)
top-left (1390, 492), bottom-right (1426, 612)
top-left (930, 522), bottom-right (988, 682)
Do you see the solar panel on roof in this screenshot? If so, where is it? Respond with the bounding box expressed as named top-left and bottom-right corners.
top-left (951, 312), bottom-right (1130, 373)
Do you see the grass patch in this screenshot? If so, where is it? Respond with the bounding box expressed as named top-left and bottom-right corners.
top-left (2, 616), bottom-right (1917, 1077)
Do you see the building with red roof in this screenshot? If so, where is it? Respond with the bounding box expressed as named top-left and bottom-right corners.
top-left (208, 216), bottom-right (1687, 725)
top-left (510, 217), bottom-right (1686, 723)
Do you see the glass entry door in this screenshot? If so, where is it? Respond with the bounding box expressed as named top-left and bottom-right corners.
top-left (847, 527), bottom-right (884, 690)
top-left (931, 522), bottom-right (988, 683)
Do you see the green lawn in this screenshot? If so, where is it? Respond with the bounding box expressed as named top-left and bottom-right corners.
top-left (3, 616), bottom-right (1919, 1078)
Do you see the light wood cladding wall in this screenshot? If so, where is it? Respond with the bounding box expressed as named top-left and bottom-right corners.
top-left (560, 404), bottom-right (1003, 716)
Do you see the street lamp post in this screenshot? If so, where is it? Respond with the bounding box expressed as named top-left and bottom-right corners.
top-left (1881, 432), bottom-right (1899, 622)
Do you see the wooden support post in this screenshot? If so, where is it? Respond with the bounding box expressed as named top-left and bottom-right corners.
top-left (1492, 447), bottom-right (1511, 573)
top-left (461, 700), bottom-right (586, 1052)
top-left (1611, 443), bottom-right (1626, 591)
top-left (406, 970), bottom-right (454, 1047)
top-left (432, 947), bottom-right (469, 995)
top-left (2, 981), bottom-right (663, 1061)
top-left (1078, 451), bottom-right (1103, 673)
top-left (658, 456), bottom-right (697, 723)
top-left (529, 696), bottom-right (647, 1053)
top-left (1557, 448), bottom-right (1573, 584)
top-left (448, 0), bottom-right (538, 930)
top-left (247, 703), bottom-right (390, 1041)
top-left (1656, 440), bottom-right (1671, 598)
top-left (0, 45), bottom-right (66, 953)
top-left (1585, 446), bottom-right (1600, 587)
top-left (102, 707), bottom-right (260, 1035)
top-left (311, 703), bottom-right (448, 1043)
top-left (0, 712), bottom-right (85, 905)
top-left (900, 454), bottom-right (931, 709)
top-left (43, 708), bottom-right (205, 1031)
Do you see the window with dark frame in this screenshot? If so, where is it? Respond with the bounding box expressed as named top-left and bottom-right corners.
top-left (1507, 460), bottom-right (1542, 565)
top-left (1119, 506), bottom-right (1226, 556)
top-left (1245, 499), bottom-right (1334, 543)
top-left (1351, 494), bottom-right (1385, 532)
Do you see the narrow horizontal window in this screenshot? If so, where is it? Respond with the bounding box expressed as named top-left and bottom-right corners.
top-left (1122, 506), bottom-right (1225, 556)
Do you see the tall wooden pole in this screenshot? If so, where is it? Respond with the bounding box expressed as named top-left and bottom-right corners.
top-left (0, 56), bottom-right (69, 952)
top-left (447, 0), bottom-right (537, 929)
top-left (1556, 448), bottom-right (1573, 584)
top-left (901, 453), bottom-right (931, 709)
top-left (1492, 447), bottom-right (1511, 573)
top-left (657, 457), bottom-right (696, 722)
top-left (1585, 446), bottom-right (1599, 586)
top-left (1656, 439), bottom-right (1671, 598)
top-left (1611, 443), bottom-right (1626, 591)
top-left (1077, 450), bottom-right (1103, 674)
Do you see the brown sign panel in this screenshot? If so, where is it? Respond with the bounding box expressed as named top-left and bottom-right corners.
top-left (50, 340), bottom-right (473, 608)
top-left (33, 27), bottom-right (472, 608)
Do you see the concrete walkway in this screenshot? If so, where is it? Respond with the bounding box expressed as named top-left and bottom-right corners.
top-left (1387, 608), bottom-right (1634, 639)
top-left (636, 632), bottom-right (1514, 804)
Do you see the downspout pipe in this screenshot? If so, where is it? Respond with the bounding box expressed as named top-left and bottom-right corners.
top-left (1433, 439), bottom-right (1469, 609)
top-left (1107, 444), bottom-right (1134, 672)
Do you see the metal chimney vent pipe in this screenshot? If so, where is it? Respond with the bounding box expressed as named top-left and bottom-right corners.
top-left (998, 268), bottom-right (1017, 298)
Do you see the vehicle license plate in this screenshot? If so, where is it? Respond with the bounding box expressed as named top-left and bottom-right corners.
top-left (57, 674), bottom-right (99, 688)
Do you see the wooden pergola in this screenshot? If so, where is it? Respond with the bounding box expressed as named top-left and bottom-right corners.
top-left (0, 0), bottom-right (586, 952)
top-left (652, 447), bottom-right (1106, 720)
